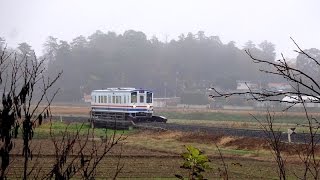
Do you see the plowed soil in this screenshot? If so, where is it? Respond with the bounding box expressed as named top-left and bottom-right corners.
top-left (5, 130), bottom-right (313, 179)
top-left (13, 105), bottom-right (315, 179)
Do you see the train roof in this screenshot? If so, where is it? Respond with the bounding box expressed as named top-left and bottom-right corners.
top-left (92, 87), bottom-right (152, 93)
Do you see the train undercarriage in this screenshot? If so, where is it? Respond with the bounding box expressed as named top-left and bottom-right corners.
top-left (89, 111), bottom-right (167, 129)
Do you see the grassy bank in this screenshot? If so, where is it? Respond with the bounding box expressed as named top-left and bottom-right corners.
top-left (33, 121), bottom-right (131, 139)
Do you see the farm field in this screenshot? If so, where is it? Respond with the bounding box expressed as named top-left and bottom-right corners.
top-left (14, 105), bottom-right (317, 179)
top-left (6, 119), bottom-right (319, 179)
top-left (6, 129), bottom-right (307, 179)
top-left (8, 153), bottom-right (300, 179)
top-left (49, 104), bottom-right (320, 115)
top-left (49, 104), bottom-right (320, 123)
top-left (49, 104), bottom-right (318, 133)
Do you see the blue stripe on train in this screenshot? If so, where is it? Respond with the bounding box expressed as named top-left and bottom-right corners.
top-left (92, 107), bottom-right (151, 112)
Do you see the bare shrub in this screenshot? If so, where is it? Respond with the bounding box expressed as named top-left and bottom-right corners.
top-left (0, 47), bottom-right (61, 179)
top-left (210, 38), bottom-right (320, 180)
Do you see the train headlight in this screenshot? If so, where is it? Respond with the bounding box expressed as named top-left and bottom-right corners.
top-left (133, 105), bottom-right (136, 108)
top-left (147, 105), bottom-right (150, 109)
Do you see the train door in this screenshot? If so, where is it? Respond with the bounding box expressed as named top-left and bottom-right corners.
top-left (137, 90), bottom-right (146, 106)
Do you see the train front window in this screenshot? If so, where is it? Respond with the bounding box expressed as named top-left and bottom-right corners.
top-left (147, 92), bottom-right (152, 103)
top-left (140, 95), bottom-right (144, 103)
top-left (131, 92), bottom-right (137, 103)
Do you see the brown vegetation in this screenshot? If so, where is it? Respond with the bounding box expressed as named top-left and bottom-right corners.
top-left (1, 128), bottom-right (313, 179)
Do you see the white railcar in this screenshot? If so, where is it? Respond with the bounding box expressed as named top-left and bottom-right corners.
top-left (90, 87), bottom-right (166, 129)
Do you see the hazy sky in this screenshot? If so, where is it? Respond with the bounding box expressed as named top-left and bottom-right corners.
top-left (1, 0), bottom-right (319, 59)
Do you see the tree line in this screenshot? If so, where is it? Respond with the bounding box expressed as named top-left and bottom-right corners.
top-left (1, 31), bottom-right (319, 102)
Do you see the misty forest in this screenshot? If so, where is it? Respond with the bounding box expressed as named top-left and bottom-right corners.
top-left (3, 30), bottom-right (318, 103)
top-left (2, 0), bottom-right (320, 179)
top-left (2, 15), bottom-right (320, 180)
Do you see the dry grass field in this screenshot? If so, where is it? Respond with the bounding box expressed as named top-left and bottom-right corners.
top-left (48, 104), bottom-right (317, 133)
top-left (7, 129), bottom-right (313, 179)
top-left (16, 105), bottom-right (316, 179)
top-left (49, 105), bottom-right (90, 115)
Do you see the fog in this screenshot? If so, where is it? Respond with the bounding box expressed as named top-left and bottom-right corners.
top-left (1, 0), bottom-right (319, 58)
top-left (0, 0), bottom-right (320, 104)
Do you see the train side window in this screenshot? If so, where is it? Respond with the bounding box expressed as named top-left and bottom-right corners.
top-left (124, 96), bottom-right (126, 103)
top-left (104, 96), bottom-right (107, 103)
top-left (147, 92), bottom-right (152, 103)
top-left (131, 92), bottom-right (137, 103)
top-left (94, 96), bottom-right (96, 103)
top-left (112, 96), bottom-right (115, 104)
top-left (115, 96), bottom-right (119, 104)
top-left (140, 95), bottom-right (144, 103)
top-left (108, 95), bottom-right (111, 103)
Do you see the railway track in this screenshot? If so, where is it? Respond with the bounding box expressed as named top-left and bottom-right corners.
top-left (53, 115), bottom-right (320, 144)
